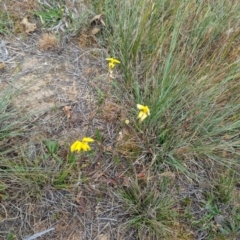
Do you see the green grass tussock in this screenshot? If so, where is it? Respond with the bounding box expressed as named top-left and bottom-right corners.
top-left (90, 0), bottom-right (240, 238)
top-left (119, 177), bottom-right (177, 238)
top-left (94, 0), bottom-right (240, 173)
top-left (0, 88), bottom-right (26, 152)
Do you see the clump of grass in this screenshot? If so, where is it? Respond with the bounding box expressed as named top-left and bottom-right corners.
top-left (119, 177), bottom-right (177, 239)
top-left (91, 0), bottom-right (240, 238)
top-left (189, 171), bottom-right (240, 239)
top-left (34, 0), bottom-right (89, 35)
top-left (93, 0), bottom-right (240, 174)
top-left (0, 88), bottom-right (26, 153)
top-left (0, 86), bottom-right (76, 198)
top-left (34, 1), bottom-right (65, 28)
top-left (0, 86), bottom-right (32, 201)
top-left (38, 33), bottom-right (58, 51)
top-left (0, 11), bottom-right (13, 35)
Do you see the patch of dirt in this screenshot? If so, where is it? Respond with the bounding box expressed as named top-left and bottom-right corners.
top-left (1, 32), bottom-right (107, 131)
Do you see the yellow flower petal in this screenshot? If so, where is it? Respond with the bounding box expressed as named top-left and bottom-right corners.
top-left (71, 140), bottom-right (83, 152)
top-left (106, 58), bottom-right (120, 63)
top-left (82, 137), bottom-right (94, 143)
top-left (137, 104), bottom-right (150, 115)
top-left (137, 104), bottom-right (150, 122)
top-left (109, 62), bottom-right (115, 69)
top-left (81, 142), bottom-right (91, 151)
top-left (144, 106), bottom-right (150, 115)
top-left (137, 111), bottom-right (144, 119)
top-left (137, 104), bottom-right (144, 110)
top-left (140, 113), bottom-right (148, 122)
top-left (112, 59), bottom-right (121, 64)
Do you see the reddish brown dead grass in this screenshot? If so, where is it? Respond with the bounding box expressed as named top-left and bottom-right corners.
top-left (39, 33), bottom-right (58, 51)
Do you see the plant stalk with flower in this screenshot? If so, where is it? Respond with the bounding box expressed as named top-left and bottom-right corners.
top-left (137, 104), bottom-right (150, 122)
top-left (106, 57), bottom-right (120, 79)
top-left (71, 137), bottom-right (94, 152)
top-left (106, 57), bottom-right (121, 70)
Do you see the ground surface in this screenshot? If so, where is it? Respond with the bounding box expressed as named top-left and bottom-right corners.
top-left (0, 2), bottom-right (130, 239)
top-left (1, 1), bottom-right (240, 240)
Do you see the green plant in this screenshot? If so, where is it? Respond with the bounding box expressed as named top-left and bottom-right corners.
top-left (6, 232), bottom-right (16, 240)
top-left (34, 2), bottom-right (65, 28)
top-left (0, 87), bottom-right (27, 154)
top-left (0, 181), bottom-right (8, 200)
top-left (119, 177), bottom-right (177, 238)
top-left (45, 139), bottom-right (59, 155)
top-left (0, 11), bottom-right (13, 35)
top-left (219, 217), bottom-right (240, 237)
top-left (91, 1), bottom-right (240, 238)
top-left (34, 1), bottom-right (88, 34)
top-left (213, 172), bottom-right (235, 204)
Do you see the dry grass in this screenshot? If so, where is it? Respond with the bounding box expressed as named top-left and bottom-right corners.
top-left (1, 0), bottom-right (38, 34)
top-left (38, 33), bottom-right (58, 51)
top-left (3, 0), bottom-right (38, 17)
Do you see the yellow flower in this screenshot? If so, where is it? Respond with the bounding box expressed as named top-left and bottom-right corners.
top-left (106, 58), bottom-right (121, 69)
top-left (70, 140), bottom-right (83, 152)
top-left (70, 137), bottom-right (94, 152)
top-left (137, 104), bottom-right (150, 122)
top-left (125, 119), bottom-right (130, 125)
